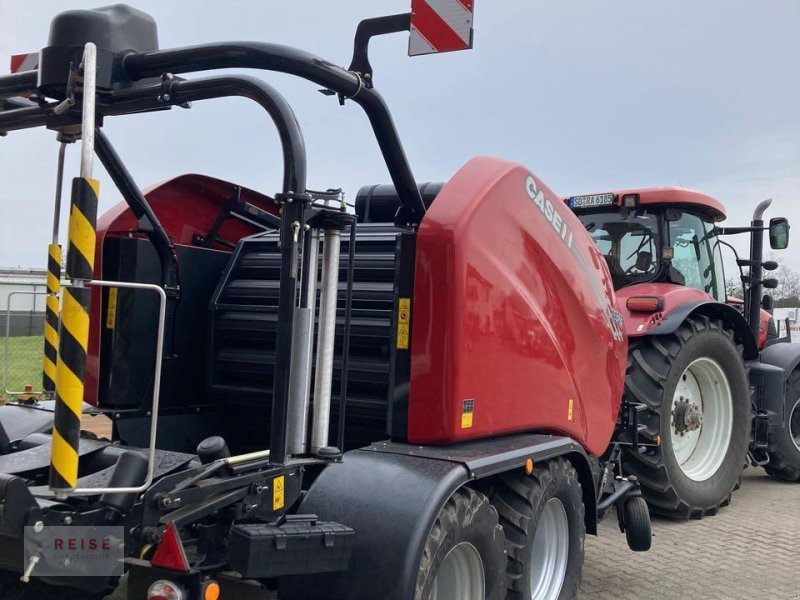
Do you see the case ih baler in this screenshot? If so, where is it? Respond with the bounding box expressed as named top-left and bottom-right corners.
top-left (0, 5), bottom-right (650, 600)
top-left (566, 189), bottom-right (800, 517)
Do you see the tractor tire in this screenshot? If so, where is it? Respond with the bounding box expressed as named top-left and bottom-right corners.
top-left (491, 458), bottom-right (585, 600)
top-left (414, 487), bottom-right (506, 600)
top-left (764, 368), bottom-right (800, 482)
top-left (623, 316), bottom-right (750, 518)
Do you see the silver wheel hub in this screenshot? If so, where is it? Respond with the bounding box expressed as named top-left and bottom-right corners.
top-left (673, 398), bottom-right (703, 434)
top-left (670, 357), bottom-right (734, 482)
top-left (430, 541), bottom-right (484, 600)
top-left (528, 498), bottom-right (569, 600)
top-left (790, 398), bottom-right (800, 453)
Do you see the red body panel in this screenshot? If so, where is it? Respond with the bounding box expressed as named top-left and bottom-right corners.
top-left (408, 157), bottom-right (627, 456)
top-left (84, 174), bottom-right (279, 404)
top-left (615, 283), bottom-right (713, 338)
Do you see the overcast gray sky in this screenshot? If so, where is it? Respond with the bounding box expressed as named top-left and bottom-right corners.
top-left (1, 0), bottom-right (798, 275)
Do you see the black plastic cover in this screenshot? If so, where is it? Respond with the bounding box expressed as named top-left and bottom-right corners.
top-left (355, 182), bottom-right (442, 223)
top-left (229, 515), bottom-right (354, 578)
top-left (39, 4), bottom-right (159, 97)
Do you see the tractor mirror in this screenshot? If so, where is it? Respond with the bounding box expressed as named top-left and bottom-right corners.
top-left (769, 217), bottom-right (789, 250)
top-left (762, 294), bottom-right (774, 312)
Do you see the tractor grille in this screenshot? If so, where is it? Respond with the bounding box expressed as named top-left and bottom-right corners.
top-left (209, 223), bottom-right (409, 453)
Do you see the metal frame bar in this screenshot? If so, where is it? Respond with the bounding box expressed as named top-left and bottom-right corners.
top-left (68, 279), bottom-right (166, 496)
top-left (3, 290), bottom-right (47, 395)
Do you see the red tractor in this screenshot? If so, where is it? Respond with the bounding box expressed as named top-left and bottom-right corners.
top-left (0, 5), bottom-right (650, 599)
top-left (568, 189), bottom-right (799, 517)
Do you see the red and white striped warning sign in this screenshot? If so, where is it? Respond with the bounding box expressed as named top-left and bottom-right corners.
top-left (409, 0), bottom-right (474, 56)
top-left (10, 52), bottom-right (38, 74)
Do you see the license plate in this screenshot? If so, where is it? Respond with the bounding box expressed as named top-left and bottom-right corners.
top-left (569, 193), bottom-right (616, 209)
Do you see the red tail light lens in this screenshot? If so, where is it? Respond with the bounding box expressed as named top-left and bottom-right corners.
top-left (148, 579), bottom-right (185, 600)
top-left (626, 296), bottom-right (664, 312)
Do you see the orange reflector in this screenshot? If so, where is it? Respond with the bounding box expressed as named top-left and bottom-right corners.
top-left (626, 296), bottom-right (664, 313)
top-left (203, 580), bottom-right (221, 600)
top-left (150, 522), bottom-right (190, 572)
top-left (655, 435), bottom-right (661, 446)
top-left (524, 458), bottom-right (534, 474)
top-left (24, 385), bottom-right (33, 393)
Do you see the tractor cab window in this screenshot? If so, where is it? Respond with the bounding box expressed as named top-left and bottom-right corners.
top-left (579, 210), bottom-right (660, 290)
top-left (667, 212), bottom-right (725, 300)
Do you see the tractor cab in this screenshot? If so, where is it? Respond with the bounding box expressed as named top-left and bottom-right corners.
top-left (568, 188), bottom-right (727, 300)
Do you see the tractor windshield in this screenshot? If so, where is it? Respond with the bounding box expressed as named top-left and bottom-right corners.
top-left (579, 210), bottom-right (661, 290)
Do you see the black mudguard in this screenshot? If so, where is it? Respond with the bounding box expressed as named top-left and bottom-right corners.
top-left (759, 341), bottom-right (800, 380)
top-left (281, 434), bottom-right (595, 600)
top-left (645, 300), bottom-right (759, 360)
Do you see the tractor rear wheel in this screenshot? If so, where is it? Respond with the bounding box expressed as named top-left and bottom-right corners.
top-left (764, 368), bottom-right (800, 482)
top-left (623, 316), bottom-right (750, 518)
top-left (414, 487), bottom-right (506, 600)
top-left (491, 458), bottom-right (585, 600)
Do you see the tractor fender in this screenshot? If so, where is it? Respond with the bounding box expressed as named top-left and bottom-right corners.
top-left (759, 341), bottom-right (800, 381)
top-left (644, 300), bottom-right (759, 360)
top-left (282, 434), bottom-right (595, 600)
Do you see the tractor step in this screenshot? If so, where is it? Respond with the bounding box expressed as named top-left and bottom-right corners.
top-left (229, 514), bottom-right (354, 578)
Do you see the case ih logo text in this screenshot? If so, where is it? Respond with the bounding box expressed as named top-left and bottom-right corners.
top-left (526, 175), bottom-right (574, 249)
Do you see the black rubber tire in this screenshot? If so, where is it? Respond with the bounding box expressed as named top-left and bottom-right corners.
top-left (623, 316), bottom-right (751, 518)
top-left (414, 487), bottom-right (506, 600)
top-left (621, 496), bottom-right (652, 551)
top-left (491, 458), bottom-right (585, 600)
top-left (764, 368), bottom-right (800, 482)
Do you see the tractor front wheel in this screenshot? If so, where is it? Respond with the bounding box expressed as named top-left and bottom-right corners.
top-left (623, 316), bottom-right (750, 518)
top-left (765, 368), bottom-right (800, 482)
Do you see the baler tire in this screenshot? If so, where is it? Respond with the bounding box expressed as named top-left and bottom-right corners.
top-left (491, 458), bottom-right (585, 600)
top-left (623, 316), bottom-right (750, 518)
top-left (414, 486), bottom-right (506, 600)
top-left (621, 496), bottom-right (652, 552)
top-left (764, 368), bottom-right (800, 482)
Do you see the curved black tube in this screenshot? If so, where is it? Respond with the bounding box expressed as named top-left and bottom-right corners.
top-left (0, 70), bottom-right (37, 99)
top-left (123, 42), bottom-right (425, 224)
top-left (94, 129), bottom-right (179, 290)
top-left (108, 74), bottom-right (307, 195)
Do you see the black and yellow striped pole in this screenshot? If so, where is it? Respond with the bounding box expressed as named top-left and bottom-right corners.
top-left (42, 244), bottom-right (61, 393)
top-left (42, 142), bottom-right (67, 395)
top-left (49, 42), bottom-right (98, 494)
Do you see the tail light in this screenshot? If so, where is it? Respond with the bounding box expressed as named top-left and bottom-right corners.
top-left (147, 580), bottom-right (185, 600)
top-left (626, 296), bottom-right (664, 312)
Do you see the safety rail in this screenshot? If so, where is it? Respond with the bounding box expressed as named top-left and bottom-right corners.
top-left (66, 279), bottom-right (166, 496)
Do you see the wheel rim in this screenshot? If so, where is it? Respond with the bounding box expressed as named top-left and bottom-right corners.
top-left (430, 541), bottom-right (485, 600)
top-left (670, 357), bottom-right (733, 481)
top-left (790, 398), bottom-right (800, 453)
top-left (528, 498), bottom-right (569, 600)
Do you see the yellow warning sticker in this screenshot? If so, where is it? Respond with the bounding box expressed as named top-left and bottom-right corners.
top-left (273, 475), bottom-right (285, 510)
top-left (106, 288), bottom-right (118, 329)
top-left (461, 412), bottom-right (473, 429)
top-left (397, 297), bottom-right (411, 349)
top-left (567, 398), bottom-right (574, 422)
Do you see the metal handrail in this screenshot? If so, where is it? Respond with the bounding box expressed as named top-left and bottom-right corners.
top-left (68, 279), bottom-right (166, 496)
